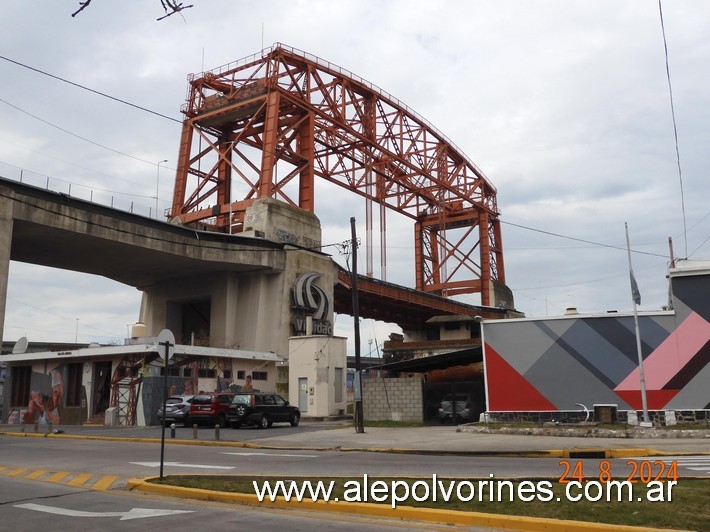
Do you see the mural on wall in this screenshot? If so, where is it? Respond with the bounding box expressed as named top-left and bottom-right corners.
top-left (7, 365), bottom-right (66, 425)
top-left (483, 269), bottom-right (710, 412)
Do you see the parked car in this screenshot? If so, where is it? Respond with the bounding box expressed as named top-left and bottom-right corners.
top-left (188, 392), bottom-right (233, 426)
top-left (438, 393), bottom-right (478, 423)
top-left (226, 392), bottom-right (300, 429)
top-left (157, 395), bottom-right (193, 427)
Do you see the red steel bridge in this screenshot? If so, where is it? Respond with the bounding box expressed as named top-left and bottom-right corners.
top-left (170, 43), bottom-right (507, 307)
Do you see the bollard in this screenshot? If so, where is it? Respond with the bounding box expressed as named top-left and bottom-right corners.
top-left (21, 423), bottom-right (25, 433)
top-left (193, 424), bottom-right (198, 439)
top-left (170, 423), bottom-right (176, 439)
top-left (215, 424), bottom-right (220, 441)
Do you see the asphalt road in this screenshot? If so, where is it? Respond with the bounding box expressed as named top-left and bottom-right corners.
top-left (3, 432), bottom-right (706, 482)
top-left (1, 474), bottom-right (495, 532)
top-left (1, 428), bottom-right (707, 531)
top-left (0, 433), bottom-right (595, 479)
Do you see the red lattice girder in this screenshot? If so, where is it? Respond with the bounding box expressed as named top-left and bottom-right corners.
top-left (170, 43), bottom-right (506, 303)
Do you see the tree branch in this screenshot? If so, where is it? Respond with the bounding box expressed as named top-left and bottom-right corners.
top-left (71, 0), bottom-right (93, 17)
top-left (70, 0), bottom-right (194, 20)
top-left (158, 0), bottom-right (194, 21)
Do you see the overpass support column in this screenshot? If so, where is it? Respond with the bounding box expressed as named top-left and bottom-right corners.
top-left (0, 196), bottom-right (13, 343)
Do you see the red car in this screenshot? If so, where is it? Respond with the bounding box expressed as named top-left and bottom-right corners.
top-left (187, 392), bottom-right (233, 426)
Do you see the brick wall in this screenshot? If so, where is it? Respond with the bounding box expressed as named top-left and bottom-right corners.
top-left (363, 375), bottom-right (424, 423)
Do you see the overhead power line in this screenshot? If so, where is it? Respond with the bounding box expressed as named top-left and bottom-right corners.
top-left (501, 220), bottom-right (669, 258)
top-left (0, 55), bottom-right (182, 124)
top-left (0, 97), bottom-right (163, 166)
top-left (657, 0), bottom-right (688, 258)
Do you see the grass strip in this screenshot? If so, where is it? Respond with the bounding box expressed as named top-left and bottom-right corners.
top-left (151, 475), bottom-right (709, 530)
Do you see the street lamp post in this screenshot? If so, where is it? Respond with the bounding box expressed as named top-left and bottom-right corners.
top-left (156, 159), bottom-right (168, 219)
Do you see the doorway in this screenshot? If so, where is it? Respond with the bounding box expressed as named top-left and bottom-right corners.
top-left (92, 361), bottom-right (112, 415)
top-left (298, 377), bottom-right (308, 413)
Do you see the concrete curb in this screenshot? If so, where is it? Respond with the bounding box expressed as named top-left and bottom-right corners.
top-left (126, 476), bottom-right (683, 532)
top-left (2, 430), bottom-right (708, 458)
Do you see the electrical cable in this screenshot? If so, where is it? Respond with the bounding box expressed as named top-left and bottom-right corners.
top-left (0, 97), bottom-right (167, 166)
top-left (658, 0), bottom-right (688, 258)
top-left (0, 55), bottom-right (181, 123)
top-left (501, 220), bottom-right (668, 258)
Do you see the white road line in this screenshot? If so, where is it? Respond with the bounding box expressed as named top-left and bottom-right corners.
top-left (130, 461), bottom-right (235, 470)
top-left (15, 503), bottom-right (193, 521)
top-left (222, 452), bottom-right (317, 458)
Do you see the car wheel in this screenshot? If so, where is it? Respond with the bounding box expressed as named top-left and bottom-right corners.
top-left (236, 404), bottom-right (246, 417)
top-left (258, 415), bottom-right (269, 429)
top-left (289, 413), bottom-right (300, 427)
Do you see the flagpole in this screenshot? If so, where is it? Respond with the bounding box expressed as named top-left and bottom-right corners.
top-left (625, 223), bottom-right (650, 425)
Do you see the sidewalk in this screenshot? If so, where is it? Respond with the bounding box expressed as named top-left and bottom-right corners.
top-left (2, 422), bottom-right (709, 456)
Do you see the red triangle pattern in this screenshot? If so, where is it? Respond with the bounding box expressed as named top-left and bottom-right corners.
top-left (614, 389), bottom-right (680, 410)
top-left (485, 345), bottom-right (558, 411)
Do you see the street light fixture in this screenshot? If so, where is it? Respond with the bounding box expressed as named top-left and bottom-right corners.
top-left (156, 159), bottom-right (168, 219)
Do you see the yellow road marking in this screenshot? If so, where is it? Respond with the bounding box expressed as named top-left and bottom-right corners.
top-left (92, 475), bottom-right (119, 491)
top-left (7, 468), bottom-right (28, 477)
top-left (67, 473), bottom-right (94, 487)
top-left (25, 469), bottom-right (49, 480)
top-left (46, 471), bottom-right (71, 482)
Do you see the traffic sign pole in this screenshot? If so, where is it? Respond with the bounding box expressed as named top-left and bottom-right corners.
top-left (156, 329), bottom-right (175, 480)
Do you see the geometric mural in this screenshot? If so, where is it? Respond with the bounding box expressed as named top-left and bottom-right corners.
top-left (483, 261), bottom-right (710, 412)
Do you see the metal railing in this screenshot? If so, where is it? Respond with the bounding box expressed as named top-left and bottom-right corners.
top-left (0, 162), bottom-right (162, 220)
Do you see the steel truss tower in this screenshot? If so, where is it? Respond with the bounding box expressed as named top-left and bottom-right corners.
top-left (170, 43), bottom-right (506, 305)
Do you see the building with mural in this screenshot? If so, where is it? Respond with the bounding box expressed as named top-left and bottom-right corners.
top-left (482, 259), bottom-right (710, 421)
top-left (0, 197), bottom-right (346, 426)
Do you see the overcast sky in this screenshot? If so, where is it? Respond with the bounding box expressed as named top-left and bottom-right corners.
top-left (1, 1), bottom-right (708, 354)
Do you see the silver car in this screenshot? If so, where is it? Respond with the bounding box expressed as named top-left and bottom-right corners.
top-left (157, 395), bottom-right (194, 427)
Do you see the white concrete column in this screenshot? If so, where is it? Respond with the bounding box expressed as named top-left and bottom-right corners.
top-left (0, 196), bottom-right (14, 343)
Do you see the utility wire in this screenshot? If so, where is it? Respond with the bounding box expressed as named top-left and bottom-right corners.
top-left (658, 0), bottom-right (688, 258)
top-left (0, 55), bottom-right (182, 124)
top-left (7, 295), bottom-right (124, 338)
top-left (0, 97), bottom-right (163, 166)
top-left (501, 220), bottom-right (668, 258)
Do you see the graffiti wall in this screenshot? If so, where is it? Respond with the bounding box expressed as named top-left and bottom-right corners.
top-left (483, 264), bottom-right (710, 412)
top-left (5, 365), bottom-right (67, 425)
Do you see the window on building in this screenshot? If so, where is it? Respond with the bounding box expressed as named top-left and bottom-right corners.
top-left (198, 368), bottom-right (216, 378)
top-left (10, 365), bottom-right (32, 407)
top-left (66, 363), bottom-right (83, 407)
top-left (223, 370), bottom-right (232, 379)
top-left (183, 368), bottom-right (192, 377)
top-left (237, 370), bottom-right (245, 380)
top-left (334, 367), bottom-right (343, 403)
top-left (252, 371), bottom-right (267, 381)
top-left (159, 366), bottom-right (180, 377)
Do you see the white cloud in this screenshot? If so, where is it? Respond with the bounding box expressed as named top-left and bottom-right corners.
top-left (1, 0), bottom-right (709, 354)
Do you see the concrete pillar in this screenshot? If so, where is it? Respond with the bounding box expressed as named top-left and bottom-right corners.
top-left (0, 196), bottom-right (14, 343)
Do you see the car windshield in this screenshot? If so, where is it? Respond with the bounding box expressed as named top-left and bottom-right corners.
top-left (165, 398), bottom-right (184, 405)
top-left (443, 395), bottom-right (469, 402)
top-left (192, 395), bottom-right (214, 405)
top-left (231, 395), bottom-right (251, 405)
